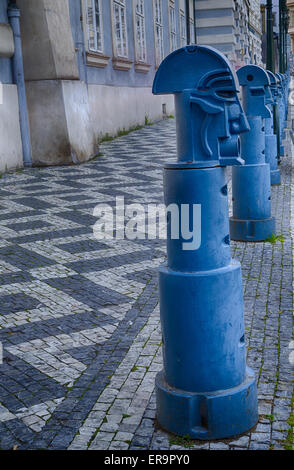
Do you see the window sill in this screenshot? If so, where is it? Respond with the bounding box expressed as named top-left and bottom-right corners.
top-left (134, 62), bottom-right (152, 74)
top-left (112, 57), bottom-right (133, 71)
top-left (86, 51), bottom-right (110, 68)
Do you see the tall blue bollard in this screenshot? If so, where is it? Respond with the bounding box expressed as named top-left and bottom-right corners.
top-left (265, 71), bottom-right (281, 185)
top-left (282, 73), bottom-right (290, 135)
top-left (285, 72), bottom-right (290, 120)
top-left (152, 45), bottom-right (258, 440)
top-left (276, 73), bottom-right (286, 156)
top-left (230, 65), bottom-right (275, 242)
top-left (281, 74), bottom-right (288, 138)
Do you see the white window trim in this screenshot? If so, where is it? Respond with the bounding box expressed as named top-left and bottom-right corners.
top-left (168, 0), bottom-right (177, 52)
top-left (111, 0), bottom-right (129, 59)
top-left (153, 0), bottom-right (164, 68)
top-left (86, 0), bottom-right (104, 54)
top-left (133, 0), bottom-right (147, 63)
top-left (179, 9), bottom-right (187, 47)
top-left (82, 0), bottom-right (110, 68)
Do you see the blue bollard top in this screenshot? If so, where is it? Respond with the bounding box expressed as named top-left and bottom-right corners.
top-left (237, 65), bottom-right (272, 118)
top-left (276, 73), bottom-right (286, 95)
top-left (275, 74), bottom-right (283, 100)
top-left (153, 45), bottom-right (249, 168)
top-left (267, 70), bottom-right (279, 106)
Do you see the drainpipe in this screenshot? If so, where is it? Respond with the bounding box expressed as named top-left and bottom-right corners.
top-left (185, 0), bottom-right (190, 45)
top-left (76, 0), bottom-right (88, 85)
top-left (8, 3), bottom-right (32, 167)
top-left (193, 0), bottom-right (197, 44)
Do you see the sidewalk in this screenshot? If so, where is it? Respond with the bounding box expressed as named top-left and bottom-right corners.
top-left (0, 117), bottom-right (292, 450)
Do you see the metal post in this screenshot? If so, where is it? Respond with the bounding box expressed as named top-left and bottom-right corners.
top-left (185, 0), bottom-right (190, 45)
top-left (280, 0), bottom-right (283, 72)
top-left (266, 0), bottom-right (274, 71)
top-left (265, 71), bottom-right (281, 184)
top-left (193, 0), bottom-right (197, 44)
top-left (279, 0), bottom-right (288, 73)
top-left (8, 3), bottom-right (32, 167)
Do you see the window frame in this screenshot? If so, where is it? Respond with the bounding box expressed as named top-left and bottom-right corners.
top-left (111, 0), bottom-right (129, 59)
top-left (85, 0), bottom-right (104, 54)
top-left (179, 9), bottom-right (187, 47)
top-left (153, 0), bottom-right (164, 67)
top-left (82, 0), bottom-right (110, 68)
top-left (133, 0), bottom-right (147, 63)
top-left (168, 0), bottom-right (177, 52)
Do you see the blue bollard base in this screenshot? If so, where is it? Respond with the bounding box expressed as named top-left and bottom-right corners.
top-left (156, 368), bottom-right (258, 440)
top-left (230, 216), bottom-right (275, 242)
top-left (271, 169), bottom-right (281, 185)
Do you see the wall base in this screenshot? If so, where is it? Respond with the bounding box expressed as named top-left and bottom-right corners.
top-left (25, 79), bottom-right (96, 166)
top-left (0, 84), bottom-right (23, 172)
top-left (88, 84), bottom-right (174, 140)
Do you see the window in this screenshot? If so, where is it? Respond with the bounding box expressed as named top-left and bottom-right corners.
top-left (154, 0), bottom-right (164, 66)
top-left (134, 0), bottom-right (147, 62)
top-left (169, 1), bottom-right (177, 51)
top-left (180, 12), bottom-right (187, 47)
top-left (112, 0), bottom-right (128, 58)
top-left (86, 0), bottom-right (103, 53)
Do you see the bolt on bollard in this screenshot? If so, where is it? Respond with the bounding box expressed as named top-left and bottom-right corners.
top-left (230, 65), bottom-right (276, 242)
top-left (152, 45), bottom-right (258, 440)
top-left (265, 70), bottom-right (281, 185)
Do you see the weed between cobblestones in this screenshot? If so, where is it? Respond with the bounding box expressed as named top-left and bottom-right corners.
top-left (99, 124), bottom-right (146, 144)
top-left (168, 434), bottom-right (195, 449)
top-left (266, 234), bottom-right (285, 244)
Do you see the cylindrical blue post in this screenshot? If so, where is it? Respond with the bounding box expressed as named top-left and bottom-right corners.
top-left (265, 70), bottom-right (281, 185)
top-left (8, 5), bottom-right (32, 167)
top-left (153, 45), bottom-right (258, 440)
top-left (277, 73), bottom-right (286, 157)
top-left (230, 65), bottom-right (275, 242)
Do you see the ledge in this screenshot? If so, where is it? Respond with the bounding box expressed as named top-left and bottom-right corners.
top-left (134, 62), bottom-right (152, 74)
top-left (112, 57), bottom-right (133, 71)
top-left (86, 51), bottom-right (110, 68)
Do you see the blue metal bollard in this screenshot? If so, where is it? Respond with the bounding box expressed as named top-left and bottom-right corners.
top-left (265, 71), bottom-right (281, 185)
top-left (230, 65), bottom-right (275, 242)
top-left (280, 73), bottom-right (288, 138)
top-left (152, 45), bottom-right (258, 440)
top-left (282, 73), bottom-right (290, 136)
top-left (276, 73), bottom-right (286, 156)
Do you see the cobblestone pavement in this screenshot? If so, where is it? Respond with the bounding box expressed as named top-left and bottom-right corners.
top-left (0, 117), bottom-right (293, 451)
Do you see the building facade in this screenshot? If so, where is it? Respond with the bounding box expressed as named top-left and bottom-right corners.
top-left (0, 0), bottom-right (266, 170)
top-left (195, 0), bottom-right (262, 68)
top-left (16, 0), bottom-right (197, 167)
top-left (249, 0), bottom-right (263, 65)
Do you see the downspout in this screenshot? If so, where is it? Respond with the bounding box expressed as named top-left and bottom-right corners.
top-left (8, 3), bottom-right (32, 167)
top-left (76, 0), bottom-right (88, 86)
top-left (193, 0), bottom-right (197, 44)
top-left (185, 0), bottom-right (190, 45)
